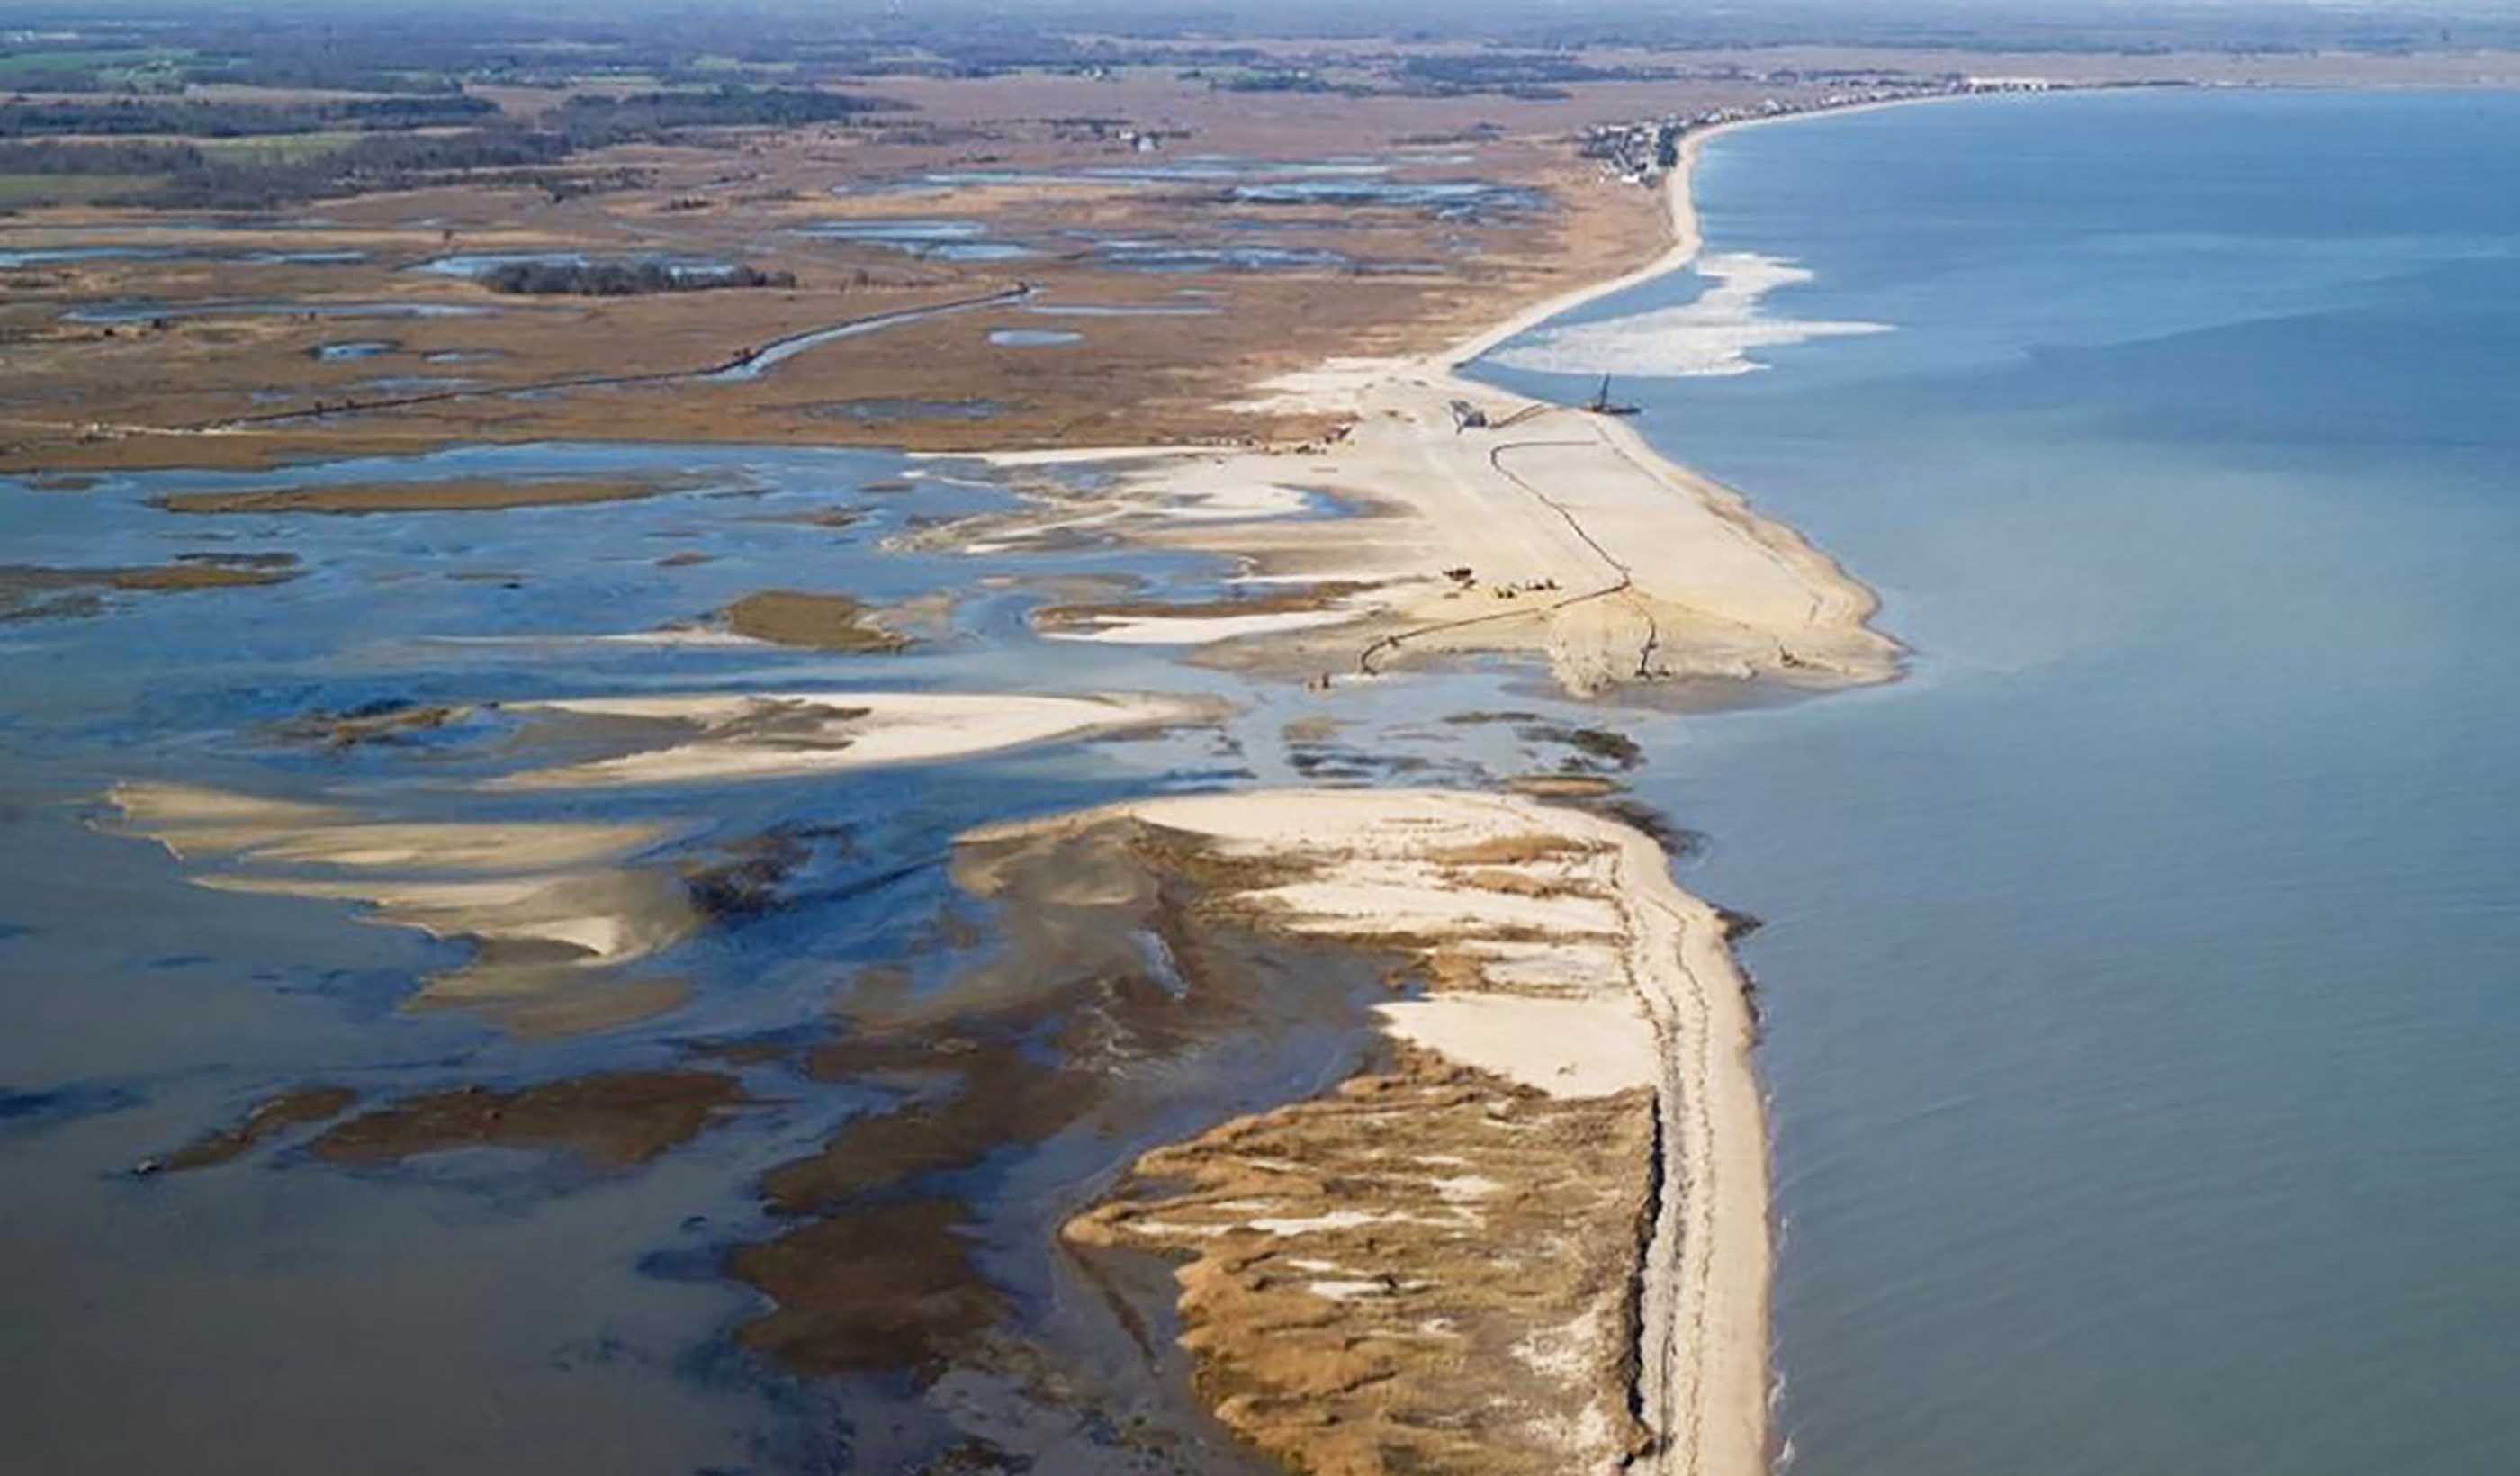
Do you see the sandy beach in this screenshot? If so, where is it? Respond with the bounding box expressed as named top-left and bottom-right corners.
top-left (939, 113), bottom-right (1898, 702)
top-left (979, 788), bottom-right (1769, 1476)
top-left (958, 120), bottom-right (1824, 1472)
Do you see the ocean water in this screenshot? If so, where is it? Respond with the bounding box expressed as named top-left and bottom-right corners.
top-left (1482, 88), bottom-right (2520, 1474)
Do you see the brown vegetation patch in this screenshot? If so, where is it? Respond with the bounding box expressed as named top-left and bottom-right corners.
top-left (718, 589), bottom-right (911, 652)
top-left (308, 1070), bottom-right (746, 1169)
top-left (677, 823), bottom-right (851, 920)
top-left (1566, 796), bottom-right (1699, 856)
top-left (1031, 580), bottom-right (1380, 634)
top-left (728, 1197), bottom-right (1008, 1378)
top-left (1, 556), bottom-right (300, 619)
top-left (161, 1084), bottom-right (359, 1171)
top-left (109, 560), bottom-right (301, 590)
top-left (1454, 867), bottom-right (1588, 899)
top-left (742, 505), bottom-right (863, 529)
top-left (724, 813), bottom-right (1383, 1399)
top-left (1067, 1045), bottom-right (1655, 1475)
top-left (0, 83), bottom-right (1682, 472)
top-left (1422, 832), bottom-right (1598, 868)
top-left (151, 473), bottom-right (711, 515)
top-left (1518, 722), bottom-right (1645, 770)
top-left (277, 699), bottom-right (472, 749)
top-left (1506, 773), bottom-right (1624, 798)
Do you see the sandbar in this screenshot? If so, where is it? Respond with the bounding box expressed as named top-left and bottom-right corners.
top-left (104, 781), bottom-right (697, 1035)
top-left (486, 689), bottom-right (1224, 789)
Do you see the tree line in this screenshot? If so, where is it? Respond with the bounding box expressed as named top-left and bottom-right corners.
top-left (480, 260), bottom-right (796, 296)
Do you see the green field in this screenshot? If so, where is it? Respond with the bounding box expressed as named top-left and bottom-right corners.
top-left (0, 46), bottom-right (192, 86)
top-left (0, 172), bottom-right (165, 207)
top-left (192, 130), bottom-right (359, 164)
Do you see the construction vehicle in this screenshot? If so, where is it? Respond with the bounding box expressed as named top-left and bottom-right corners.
top-left (1583, 374), bottom-right (1640, 416)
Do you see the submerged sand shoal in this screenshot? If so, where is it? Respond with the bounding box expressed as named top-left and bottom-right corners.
top-left (98, 689), bottom-right (1226, 1033)
top-left (105, 780), bottom-right (699, 1036)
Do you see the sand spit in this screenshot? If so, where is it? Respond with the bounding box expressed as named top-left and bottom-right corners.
top-left (486, 690), bottom-right (1225, 789)
top-left (969, 788), bottom-right (1770, 1476)
top-left (930, 118), bottom-right (1894, 700)
top-left (103, 781), bottom-right (696, 1035)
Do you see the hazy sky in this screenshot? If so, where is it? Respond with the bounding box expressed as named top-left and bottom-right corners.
top-left (7, 0), bottom-right (2515, 46)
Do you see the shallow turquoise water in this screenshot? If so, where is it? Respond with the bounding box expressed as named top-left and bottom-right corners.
top-left (1483, 88), bottom-right (2520, 1474)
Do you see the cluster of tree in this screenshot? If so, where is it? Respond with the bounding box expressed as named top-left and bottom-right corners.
top-left (168, 30), bottom-right (488, 94)
top-left (1210, 70), bottom-right (1346, 94)
top-left (0, 94), bottom-right (499, 140)
top-left (0, 139), bottom-right (200, 175)
top-left (1393, 52), bottom-right (1678, 93)
top-left (479, 260), bottom-right (796, 296)
top-left (138, 128), bottom-right (578, 210)
top-left (546, 86), bottom-right (900, 142)
top-left (0, 79), bottom-right (913, 211)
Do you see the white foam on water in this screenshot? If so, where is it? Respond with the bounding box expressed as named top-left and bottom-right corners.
top-left (1490, 252), bottom-right (1890, 378)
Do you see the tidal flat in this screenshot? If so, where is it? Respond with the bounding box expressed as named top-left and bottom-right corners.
top-left (0, 425), bottom-right (1740, 1471)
